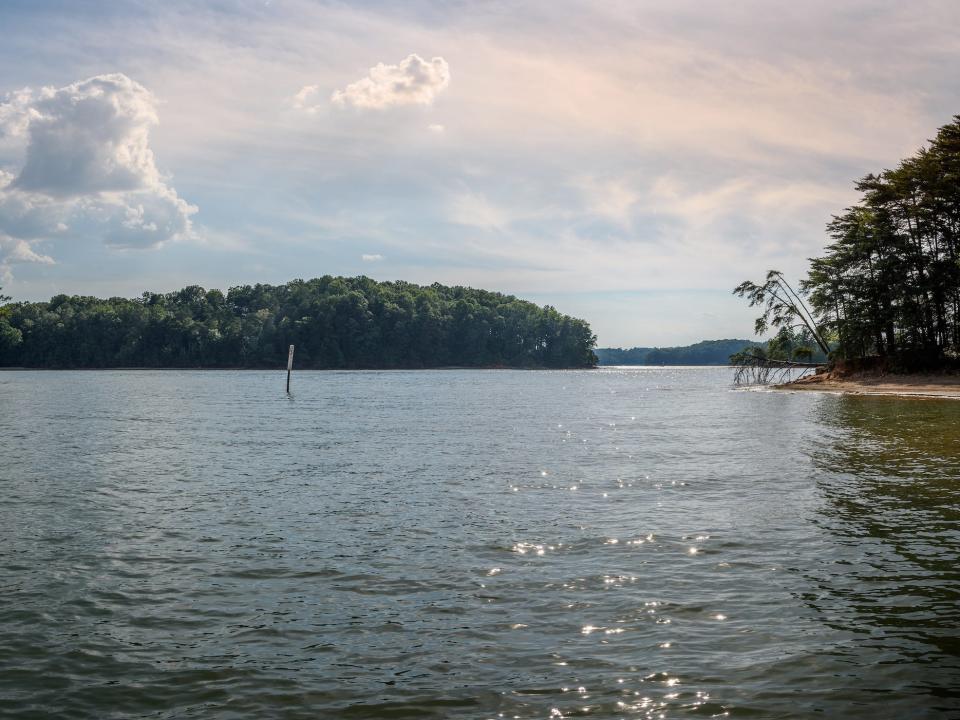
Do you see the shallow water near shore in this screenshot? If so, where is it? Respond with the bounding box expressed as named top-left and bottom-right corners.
top-left (1, 367), bottom-right (959, 719)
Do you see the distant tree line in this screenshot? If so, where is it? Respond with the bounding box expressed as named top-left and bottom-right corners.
top-left (736, 115), bottom-right (960, 370)
top-left (595, 339), bottom-right (763, 365)
top-left (0, 277), bottom-right (597, 369)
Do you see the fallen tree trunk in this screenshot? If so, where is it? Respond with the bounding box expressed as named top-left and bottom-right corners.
top-left (732, 353), bottom-right (826, 385)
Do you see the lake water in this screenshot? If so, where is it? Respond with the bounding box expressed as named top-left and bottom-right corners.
top-left (1, 367), bottom-right (958, 719)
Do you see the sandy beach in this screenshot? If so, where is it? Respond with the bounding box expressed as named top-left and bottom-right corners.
top-left (777, 371), bottom-right (960, 398)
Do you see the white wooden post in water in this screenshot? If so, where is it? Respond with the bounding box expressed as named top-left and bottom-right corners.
top-left (286, 344), bottom-right (295, 394)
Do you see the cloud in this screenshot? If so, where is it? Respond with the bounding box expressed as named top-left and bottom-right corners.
top-left (574, 176), bottom-right (640, 227)
top-left (0, 73), bottom-right (196, 273)
top-left (1, 0), bottom-right (958, 344)
top-left (361, 253), bottom-right (383, 261)
top-left (0, 87), bottom-right (36, 143)
top-left (447, 191), bottom-right (511, 231)
top-left (290, 84), bottom-right (321, 114)
top-left (11, 74), bottom-right (163, 197)
top-left (331, 54), bottom-right (450, 110)
top-left (0, 234), bottom-right (54, 281)
top-left (0, 231), bottom-right (54, 283)
top-left (91, 186), bottom-right (197, 248)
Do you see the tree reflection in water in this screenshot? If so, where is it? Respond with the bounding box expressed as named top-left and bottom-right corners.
top-left (805, 395), bottom-right (960, 707)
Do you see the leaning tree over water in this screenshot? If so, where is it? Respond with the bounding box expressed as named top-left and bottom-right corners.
top-left (735, 115), bottom-right (960, 373)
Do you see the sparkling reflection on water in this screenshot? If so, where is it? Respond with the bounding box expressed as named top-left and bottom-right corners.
top-left (0, 368), bottom-right (958, 719)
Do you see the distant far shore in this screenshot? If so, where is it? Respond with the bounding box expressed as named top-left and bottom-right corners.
top-left (776, 370), bottom-right (960, 399)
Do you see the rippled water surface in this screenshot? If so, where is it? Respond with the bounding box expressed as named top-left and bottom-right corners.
top-left (1, 368), bottom-right (959, 719)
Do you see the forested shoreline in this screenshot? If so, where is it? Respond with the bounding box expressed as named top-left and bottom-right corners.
top-left (0, 277), bottom-right (597, 369)
top-left (735, 115), bottom-right (960, 373)
top-left (595, 339), bottom-right (761, 365)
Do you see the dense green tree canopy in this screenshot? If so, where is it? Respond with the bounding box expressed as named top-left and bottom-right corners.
top-left (736, 115), bottom-right (960, 370)
top-left (806, 116), bottom-right (960, 367)
top-left (0, 277), bottom-right (597, 369)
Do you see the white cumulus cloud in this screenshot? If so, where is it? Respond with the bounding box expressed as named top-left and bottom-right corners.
top-left (331, 54), bottom-right (450, 110)
top-left (0, 73), bottom-right (197, 274)
top-left (0, 234), bottom-right (54, 281)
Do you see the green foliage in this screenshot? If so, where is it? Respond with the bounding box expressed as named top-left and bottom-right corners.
top-left (594, 347), bottom-right (654, 364)
top-left (0, 286), bottom-right (22, 363)
top-left (800, 116), bottom-right (960, 367)
top-left (765, 327), bottom-right (824, 363)
top-left (0, 277), bottom-right (598, 369)
top-left (733, 271), bottom-right (831, 356)
top-left (596, 339), bottom-right (761, 365)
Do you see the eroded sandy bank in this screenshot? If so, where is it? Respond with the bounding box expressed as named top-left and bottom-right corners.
top-left (775, 371), bottom-right (960, 398)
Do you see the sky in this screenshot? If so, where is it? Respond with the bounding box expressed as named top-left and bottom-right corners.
top-left (0, 1), bottom-right (958, 347)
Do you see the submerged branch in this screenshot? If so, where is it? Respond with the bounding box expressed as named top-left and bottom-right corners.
top-left (731, 350), bottom-right (824, 385)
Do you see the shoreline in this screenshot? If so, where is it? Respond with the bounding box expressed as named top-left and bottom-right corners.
top-left (0, 365), bottom-right (598, 372)
top-left (774, 371), bottom-right (960, 399)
